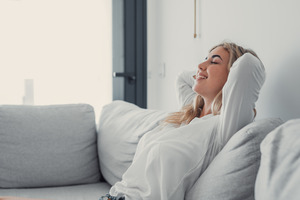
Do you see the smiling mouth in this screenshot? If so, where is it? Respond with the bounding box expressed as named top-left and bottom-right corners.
top-left (198, 75), bottom-right (207, 79)
top-left (196, 74), bottom-right (208, 80)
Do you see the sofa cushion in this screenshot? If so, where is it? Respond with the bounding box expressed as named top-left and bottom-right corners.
top-left (255, 119), bottom-right (300, 200)
top-left (0, 182), bottom-right (111, 200)
top-left (0, 104), bottom-right (100, 188)
top-left (97, 100), bottom-right (168, 185)
top-left (185, 118), bottom-right (283, 200)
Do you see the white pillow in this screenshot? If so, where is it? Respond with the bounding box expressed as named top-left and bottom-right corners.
top-left (97, 101), bottom-right (168, 185)
top-left (185, 118), bottom-right (283, 200)
top-left (255, 119), bottom-right (300, 200)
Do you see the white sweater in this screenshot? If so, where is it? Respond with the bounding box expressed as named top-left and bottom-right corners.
top-left (109, 53), bottom-right (265, 200)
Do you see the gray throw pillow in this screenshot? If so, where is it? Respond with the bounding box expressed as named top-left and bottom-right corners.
top-left (97, 100), bottom-right (168, 185)
top-left (255, 119), bottom-right (300, 200)
top-left (185, 118), bottom-right (283, 200)
top-left (0, 104), bottom-right (101, 188)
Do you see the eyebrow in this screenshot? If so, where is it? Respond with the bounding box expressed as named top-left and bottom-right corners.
top-left (211, 54), bottom-right (223, 61)
top-left (205, 54), bottom-right (223, 61)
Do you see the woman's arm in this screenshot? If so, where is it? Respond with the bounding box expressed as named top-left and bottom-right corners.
top-left (176, 70), bottom-right (197, 108)
top-left (218, 53), bottom-right (266, 145)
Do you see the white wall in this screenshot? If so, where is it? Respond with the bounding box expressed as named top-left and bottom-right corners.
top-left (148, 0), bottom-right (204, 111)
top-left (147, 0), bottom-right (300, 122)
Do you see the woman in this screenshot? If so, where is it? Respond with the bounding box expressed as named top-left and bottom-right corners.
top-left (104, 42), bottom-right (265, 200)
top-left (0, 42), bottom-right (265, 200)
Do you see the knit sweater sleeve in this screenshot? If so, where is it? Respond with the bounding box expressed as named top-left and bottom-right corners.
top-left (176, 70), bottom-right (197, 108)
top-left (217, 53), bottom-right (266, 145)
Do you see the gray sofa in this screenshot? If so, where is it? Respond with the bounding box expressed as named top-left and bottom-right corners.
top-left (0, 101), bottom-right (297, 200)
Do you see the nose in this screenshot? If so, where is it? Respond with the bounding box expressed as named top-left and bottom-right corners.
top-left (198, 62), bottom-right (207, 71)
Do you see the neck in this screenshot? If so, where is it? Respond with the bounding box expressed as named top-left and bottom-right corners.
top-left (199, 99), bottom-right (212, 118)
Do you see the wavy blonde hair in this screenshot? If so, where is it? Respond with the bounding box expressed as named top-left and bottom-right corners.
top-left (163, 42), bottom-right (258, 126)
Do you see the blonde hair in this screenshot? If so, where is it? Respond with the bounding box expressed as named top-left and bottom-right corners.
top-left (163, 42), bottom-right (258, 126)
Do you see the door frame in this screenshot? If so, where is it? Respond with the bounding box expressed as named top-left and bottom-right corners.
top-left (112, 0), bottom-right (147, 108)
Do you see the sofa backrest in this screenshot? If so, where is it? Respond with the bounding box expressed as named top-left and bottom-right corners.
top-left (255, 118), bottom-right (300, 200)
top-left (0, 104), bottom-right (101, 188)
top-left (185, 118), bottom-right (283, 200)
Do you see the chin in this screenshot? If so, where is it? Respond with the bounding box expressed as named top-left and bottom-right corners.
top-left (193, 85), bottom-right (203, 96)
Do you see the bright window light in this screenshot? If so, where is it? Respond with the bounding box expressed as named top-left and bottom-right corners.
top-left (0, 0), bottom-right (112, 122)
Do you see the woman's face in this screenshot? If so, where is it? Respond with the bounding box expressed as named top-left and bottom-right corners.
top-left (193, 46), bottom-right (230, 101)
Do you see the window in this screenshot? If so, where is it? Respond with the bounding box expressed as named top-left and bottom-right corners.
top-left (0, 0), bottom-right (112, 122)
